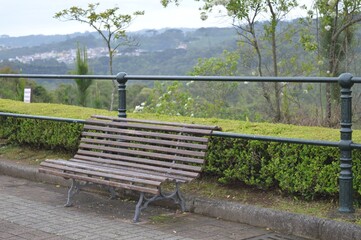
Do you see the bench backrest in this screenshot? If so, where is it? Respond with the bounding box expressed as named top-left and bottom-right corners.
top-left (73, 115), bottom-right (220, 182)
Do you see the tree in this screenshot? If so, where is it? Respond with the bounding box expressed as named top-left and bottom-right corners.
top-left (52, 84), bottom-right (77, 105)
top-left (127, 84), bottom-right (152, 111)
top-left (143, 81), bottom-right (195, 117)
top-left (312, 0), bottom-right (361, 125)
top-left (32, 85), bottom-right (53, 103)
top-left (72, 46), bottom-right (93, 107)
top-left (0, 67), bottom-right (52, 103)
top-left (162, 0), bottom-right (299, 122)
top-left (55, 3), bottom-right (144, 110)
top-left (0, 67), bottom-right (25, 101)
top-left (189, 50), bottom-right (240, 119)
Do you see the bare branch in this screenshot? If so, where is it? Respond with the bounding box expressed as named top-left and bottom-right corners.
top-left (332, 14), bottom-right (361, 41)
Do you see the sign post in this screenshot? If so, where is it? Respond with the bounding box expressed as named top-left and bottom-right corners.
top-left (24, 88), bottom-right (31, 103)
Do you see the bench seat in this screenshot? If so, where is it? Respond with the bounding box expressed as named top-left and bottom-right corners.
top-left (39, 115), bottom-right (220, 222)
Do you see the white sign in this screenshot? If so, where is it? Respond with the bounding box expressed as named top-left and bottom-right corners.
top-left (24, 88), bottom-right (31, 103)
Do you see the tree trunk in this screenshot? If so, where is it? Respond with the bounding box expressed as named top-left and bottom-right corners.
top-left (108, 50), bottom-right (115, 111)
top-left (325, 82), bottom-right (332, 125)
top-left (250, 18), bottom-right (275, 119)
top-left (325, 34), bottom-right (338, 126)
top-left (269, 10), bottom-right (281, 122)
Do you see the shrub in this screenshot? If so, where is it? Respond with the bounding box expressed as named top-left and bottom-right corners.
top-left (206, 138), bottom-right (347, 199)
top-left (0, 99), bottom-right (115, 151)
top-left (0, 117), bottom-right (83, 151)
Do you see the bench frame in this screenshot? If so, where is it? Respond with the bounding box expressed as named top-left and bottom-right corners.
top-left (39, 115), bottom-right (219, 222)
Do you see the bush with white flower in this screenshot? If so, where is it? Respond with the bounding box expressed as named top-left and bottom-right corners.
top-left (141, 81), bottom-right (195, 117)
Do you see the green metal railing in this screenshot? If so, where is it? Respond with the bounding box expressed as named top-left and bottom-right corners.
top-left (0, 72), bottom-right (360, 214)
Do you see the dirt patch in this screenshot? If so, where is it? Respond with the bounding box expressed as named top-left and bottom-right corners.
top-left (0, 139), bottom-right (72, 165)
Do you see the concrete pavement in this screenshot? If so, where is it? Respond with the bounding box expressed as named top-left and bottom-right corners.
top-left (1, 159), bottom-right (361, 239)
top-left (0, 175), bottom-right (306, 240)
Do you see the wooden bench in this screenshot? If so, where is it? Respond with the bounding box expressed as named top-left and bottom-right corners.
top-left (39, 115), bottom-right (220, 222)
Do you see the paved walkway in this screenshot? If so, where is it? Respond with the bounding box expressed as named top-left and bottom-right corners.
top-left (0, 175), bottom-right (308, 240)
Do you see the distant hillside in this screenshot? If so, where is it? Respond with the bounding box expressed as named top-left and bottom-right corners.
top-left (0, 27), bottom-right (239, 88)
top-left (0, 32), bottom-right (97, 48)
top-left (0, 27), bottom-right (238, 59)
top-left (0, 34), bottom-right (102, 60)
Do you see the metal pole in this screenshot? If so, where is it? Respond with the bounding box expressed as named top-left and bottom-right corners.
top-left (338, 73), bottom-right (354, 213)
top-left (116, 72), bottom-right (127, 118)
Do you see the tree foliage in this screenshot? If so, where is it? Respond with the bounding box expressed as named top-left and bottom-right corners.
top-left (162, 0), bottom-right (302, 122)
top-left (160, 0), bottom-right (361, 125)
top-left (310, 0), bottom-right (361, 125)
top-left (189, 50), bottom-right (240, 119)
top-left (143, 81), bottom-right (195, 117)
top-left (0, 67), bottom-right (52, 103)
top-left (54, 3), bottom-right (144, 110)
top-left (71, 46), bottom-right (93, 107)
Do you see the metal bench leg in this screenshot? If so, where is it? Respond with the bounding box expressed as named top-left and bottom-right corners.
top-left (65, 179), bottom-right (80, 207)
top-left (133, 192), bottom-right (145, 223)
top-left (175, 182), bottom-right (186, 212)
top-left (133, 183), bottom-right (186, 223)
top-left (108, 187), bottom-right (117, 200)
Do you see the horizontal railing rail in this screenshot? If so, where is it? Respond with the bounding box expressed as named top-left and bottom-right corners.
top-left (0, 72), bottom-right (358, 214)
top-left (0, 112), bottom-right (85, 124)
top-left (122, 74), bottom-right (361, 83)
top-left (0, 74), bottom-right (115, 80)
top-left (2, 72), bottom-right (361, 83)
top-left (0, 111), bottom-right (347, 148)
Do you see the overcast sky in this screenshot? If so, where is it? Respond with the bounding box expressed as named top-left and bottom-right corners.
top-left (0, 0), bottom-right (235, 37)
top-left (0, 0), bottom-right (312, 37)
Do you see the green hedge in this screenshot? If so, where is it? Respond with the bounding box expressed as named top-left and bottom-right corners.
top-left (0, 117), bottom-right (83, 152)
top-left (206, 138), bottom-right (352, 199)
top-left (1, 99), bottom-right (361, 199)
top-left (0, 99), bottom-right (115, 152)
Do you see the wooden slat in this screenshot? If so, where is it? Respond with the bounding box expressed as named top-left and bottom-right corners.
top-left (70, 153), bottom-right (202, 177)
top-left (91, 115), bottom-right (221, 131)
top-left (74, 152), bottom-right (200, 178)
top-left (70, 158), bottom-right (193, 182)
top-left (86, 119), bottom-right (214, 135)
top-left (83, 125), bottom-right (209, 143)
top-left (82, 131), bottom-right (208, 150)
top-left (79, 143), bottom-right (204, 164)
top-left (42, 161), bottom-right (162, 186)
top-left (42, 160), bottom-right (167, 182)
top-left (38, 167), bottom-right (159, 195)
top-left (74, 153), bottom-right (202, 172)
top-left (80, 138), bottom-right (206, 158)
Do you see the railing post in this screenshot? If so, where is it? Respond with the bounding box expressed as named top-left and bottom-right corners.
top-left (338, 73), bottom-right (354, 213)
top-left (116, 72), bottom-right (127, 118)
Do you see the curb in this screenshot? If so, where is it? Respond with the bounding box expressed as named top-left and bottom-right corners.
top-left (190, 197), bottom-right (361, 240)
top-left (1, 159), bottom-right (361, 240)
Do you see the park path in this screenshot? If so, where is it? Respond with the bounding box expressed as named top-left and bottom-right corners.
top-left (0, 175), bottom-right (308, 240)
